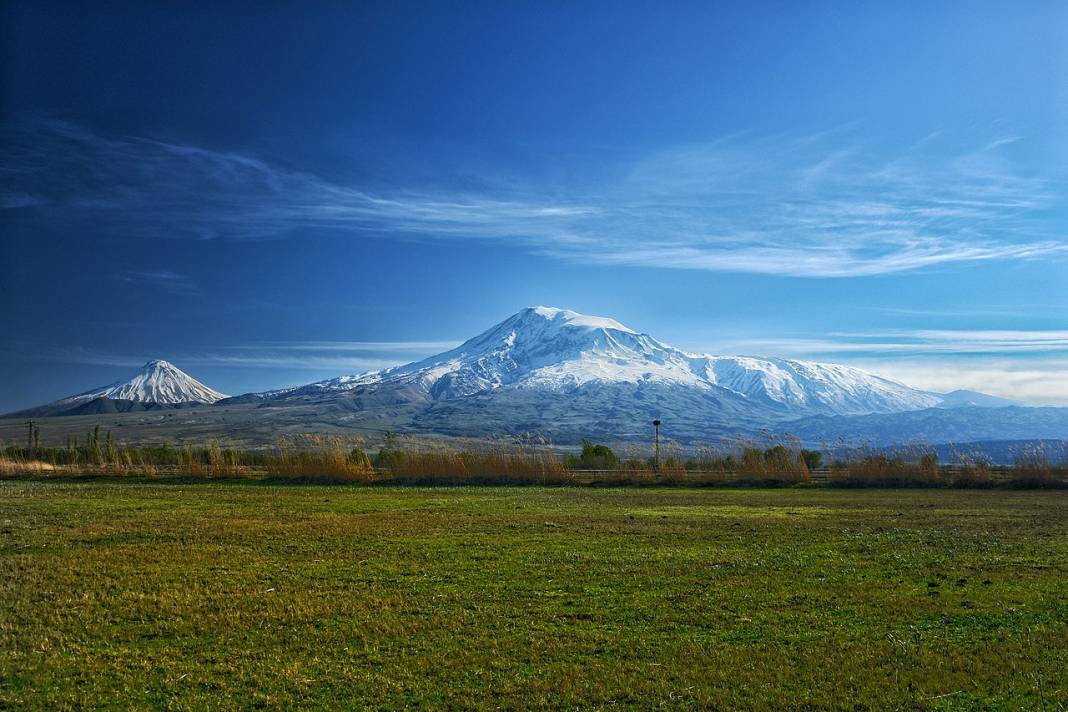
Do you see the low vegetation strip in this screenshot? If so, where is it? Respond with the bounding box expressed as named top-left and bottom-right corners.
top-left (3, 431), bottom-right (1066, 488)
top-left (1, 484), bottom-right (1065, 708)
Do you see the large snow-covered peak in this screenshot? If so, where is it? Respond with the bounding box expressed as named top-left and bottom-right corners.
top-left (524, 306), bottom-right (637, 334)
top-left (452, 306), bottom-right (644, 356)
top-left (256, 307), bottom-right (961, 418)
top-left (81, 359), bottom-right (227, 405)
top-left (386, 306), bottom-right (688, 396)
top-left (415, 306), bottom-right (649, 361)
top-left (289, 306), bottom-right (673, 398)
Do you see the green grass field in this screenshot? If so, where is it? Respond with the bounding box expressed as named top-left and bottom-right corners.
top-left (1, 482), bottom-right (1065, 709)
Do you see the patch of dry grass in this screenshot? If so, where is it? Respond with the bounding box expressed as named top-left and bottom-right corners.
top-left (381, 441), bottom-right (571, 484)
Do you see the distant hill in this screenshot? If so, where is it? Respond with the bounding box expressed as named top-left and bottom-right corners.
top-left (786, 406), bottom-right (1068, 447)
top-left (936, 389), bottom-right (1026, 408)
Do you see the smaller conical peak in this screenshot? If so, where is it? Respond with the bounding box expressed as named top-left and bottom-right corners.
top-left (111, 359), bottom-right (227, 403)
top-left (519, 306), bottom-right (636, 334)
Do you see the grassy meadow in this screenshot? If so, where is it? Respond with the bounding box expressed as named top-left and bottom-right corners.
top-left (1, 482), bottom-right (1066, 709)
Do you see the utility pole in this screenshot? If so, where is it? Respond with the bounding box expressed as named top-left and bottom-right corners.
top-left (652, 419), bottom-right (661, 472)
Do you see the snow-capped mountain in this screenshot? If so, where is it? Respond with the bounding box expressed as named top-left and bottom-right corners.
top-left (82, 359), bottom-right (227, 405)
top-left (7, 309), bottom-right (1057, 447)
top-left (9, 360), bottom-right (227, 417)
top-left (241, 306), bottom-right (949, 426)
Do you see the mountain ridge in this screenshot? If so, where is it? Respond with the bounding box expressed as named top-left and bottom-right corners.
top-left (7, 307), bottom-right (1063, 448)
top-left (9, 309), bottom-right (1042, 446)
top-left (232, 306), bottom-right (988, 419)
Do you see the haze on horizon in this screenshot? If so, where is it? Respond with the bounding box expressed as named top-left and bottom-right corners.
top-left (2, 1), bottom-right (1067, 412)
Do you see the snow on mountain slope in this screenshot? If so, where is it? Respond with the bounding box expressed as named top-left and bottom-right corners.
top-left (12, 360), bottom-right (228, 417)
top-left (700, 356), bottom-right (941, 415)
top-left (83, 360), bottom-right (228, 405)
top-left (263, 307), bottom-right (942, 417)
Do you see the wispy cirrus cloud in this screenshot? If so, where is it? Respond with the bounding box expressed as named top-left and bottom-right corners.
top-left (252, 340), bottom-right (462, 352)
top-left (122, 270), bottom-right (200, 295)
top-left (869, 305), bottom-right (1046, 318)
top-left (830, 329), bottom-right (1068, 354)
top-left (842, 358), bottom-right (1068, 406)
top-left (3, 116), bottom-right (1065, 277)
top-left (5, 339), bottom-right (457, 375)
top-left (697, 328), bottom-right (1068, 358)
top-left (0, 117), bottom-right (594, 244)
top-left (174, 353), bottom-right (409, 372)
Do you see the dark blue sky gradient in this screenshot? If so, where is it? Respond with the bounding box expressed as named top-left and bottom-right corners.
top-left (2, 1), bottom-right (1067, 410)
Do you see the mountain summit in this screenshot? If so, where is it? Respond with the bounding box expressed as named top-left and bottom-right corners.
top-left (9, 360), bottom-right (227, 417)
top-left (93, 360), bottom-right (228, 405)
top-left (263, 306), bottom-right (940, 414)
top-left (238, 306), bottom-right (965, 438)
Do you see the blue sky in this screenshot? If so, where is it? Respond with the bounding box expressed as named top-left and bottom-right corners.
top-left (2, 1), bottom-right (1067, 411)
